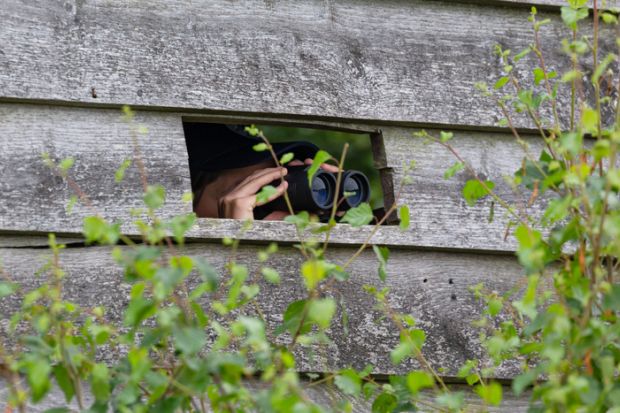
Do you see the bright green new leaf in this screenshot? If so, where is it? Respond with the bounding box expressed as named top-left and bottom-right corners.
top-left (256, 185), bottom-right (278, 204)
top-left (261, 267), bottom-right (280, 284)
top-left (444, 162), bottom-right (464, 179)
top-left (245, 125), bottom-right (261, 136)
top-left (335, 369), bottom-right (362, 395)
top-left (440, 131), bottom-right (454, 142)
top-left (143, 185), bottom-right (166, 210)
top-left (307, 150), bottom-right (332, 187)
top-left (53, 365), bottom-right (74, 402)
top-left (341, 203), bottom-right (373, 227)
top-left (581, 107), bottom-right (599, 134)
top-left (253, 142), bottom-right (268, 152)
top-left (475, 382), bottom-right (503, 406)
top-left (533, 67), bottom-right (545, 85)
top-left (494, 76), bottom-right (510, 90)
top-left (91, 363), bottom-right (110, 402)
top-left (561, 6), bottom-right (588, 29)
top-left (559, 132), bottom-right (582, 157)
top-left (406, 371), bottom-right (434, 395)
top-left (301, 260), bottom-right (327, 290)
top-left (307, 298), bottom-right (336, 329)
top-left (602, 12), bottom-right (618, 24)
top-left (115, 159), bottom-right (132, 183)
top-left (59, 157), bottom-right (74, 172)
top-left (398, 205), bottom-right (410, 231)
top-left (279, 152), bottom-right (294, 165)
top-left (462, 180), bottom-right (495, 206)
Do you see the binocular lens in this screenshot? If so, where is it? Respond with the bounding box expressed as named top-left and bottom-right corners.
top-left (311, 174), bottom-right (335, 208)
top-left (341, 171), bottom-right (370, 210)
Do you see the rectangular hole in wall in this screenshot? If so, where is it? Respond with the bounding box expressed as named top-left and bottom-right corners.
top-left (182, 121), bottom-right (396, 225)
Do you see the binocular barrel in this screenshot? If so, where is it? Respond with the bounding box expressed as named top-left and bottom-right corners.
top-left (254, 166), bottom-right (370, 219)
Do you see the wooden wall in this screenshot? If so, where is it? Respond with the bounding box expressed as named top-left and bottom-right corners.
top-left (0, 0), bottom-right (603, 410)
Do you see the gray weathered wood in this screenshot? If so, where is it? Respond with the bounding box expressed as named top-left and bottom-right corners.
top-left (0, 244), bottom-right (526, 378)
top-left (0, 0), bottom-right (610, 129)
top-left (379, 127), bottom-right (550, 252)
top-left (0, 379), bottom-right (530, 412)
top-left (1, 103), bottom-right (548, 252)
top-left (0, 103), bottom-right (192, 234)
top-left (0, 235), bottom-right (83, 248)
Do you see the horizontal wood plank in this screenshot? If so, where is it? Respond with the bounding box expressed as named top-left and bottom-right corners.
top-left (0, 103), bottom-right (192, 234)
top-left (0, 379), bottom-right (530, 412)
top-left (0, 0), bottom-right (609, 129)
top-left (1, 103), bottom-right (542, 252)
top-left (0, 244), bottom-right (526, 378)
top-left (379, 127), bottom-right (550, 252)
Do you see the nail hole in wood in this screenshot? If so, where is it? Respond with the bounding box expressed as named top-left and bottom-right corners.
top-left (423, 278), bottom-right (427, 283)
top-left (451, 293), bottom-right (457, 301)
top-left (448, 278), bottom-right (453, 284)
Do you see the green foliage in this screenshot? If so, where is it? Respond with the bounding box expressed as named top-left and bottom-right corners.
top-left (5, 3), bottom-right (620, 412)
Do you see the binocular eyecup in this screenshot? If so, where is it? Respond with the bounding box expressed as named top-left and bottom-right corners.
top-left (253, 165), bottom-right (370, 219)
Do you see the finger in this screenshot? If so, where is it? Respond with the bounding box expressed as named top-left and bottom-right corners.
top-left (232, 168), bottom-right (288, 197)
top-left (255, 180), bottom-right (288, 207)
top-left (220, 195), bottom-right (256, 220)
top-left (288, 159), bottom-right (304, 166)
top-left (304, 158), bottom-right (340, 173)
top-left (236, 166), bottom-right (286, 188)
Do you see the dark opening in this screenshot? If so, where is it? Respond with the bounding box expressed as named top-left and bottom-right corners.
top-left (183, 121), bottom-right (391, 224)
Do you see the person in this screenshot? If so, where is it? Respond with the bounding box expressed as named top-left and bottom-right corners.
top-left (184, 123), bottom-right (338, 220)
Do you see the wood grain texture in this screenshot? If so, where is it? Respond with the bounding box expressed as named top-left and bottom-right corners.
top-left (0, 103), bottom-right (191, 234)
top-left (0, 0), bottom-right (609, 129)
top-left (0, 244), bottom-right (526, 378)
top-left (0, 379), bottom-right (530, 412)
top-left (379, 127), bottom-right (550, 252)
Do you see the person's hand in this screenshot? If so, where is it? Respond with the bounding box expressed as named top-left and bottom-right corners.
top-left (261, 159), bottom-right (341, 221)
top-left (218, 167), bottom-right (288, 220)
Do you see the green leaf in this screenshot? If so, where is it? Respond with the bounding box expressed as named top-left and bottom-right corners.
top-left (341, 203), bottom-right (373, 227)
top-left (245, 125), bottom-right (261, 136)
top-left (559, 132), bottom-right (583, 157)
top-left (307, 298), bottom-right (336, 329)
top-left (168, 213), bottom-right (196, 244)
top-left (372, 245), bottom-right (390, 282)
top-left (475, 382), bottom-right (502, 406)
top-left (173, 326), bottom-right (206, 355)
top-left (602, 12), bottom-right (618, 24)
top-left (256, 185), bottom-right (278, 204)
top-left (436, 391), bottom-right (465, 410)
top-left (115, 159), bottom-right (132, 183)
top-left (398, 205), bottom-right (410, 231)
top-left (58, 157), bottom-right (74, 172)
top-left (0, 281), bottom-right (18, 298)
top-left (284, 211), bottom-right (311, 230)
top-left (91, 363), bottom-right (110, 402)
top-left (279, 152), bottom-right (294, 165)
top-left (82, 216), bottom-right (120, 245)
top-left (440, 131), bottom-right (454, 142)
top-left (25, 356), bottom-right (51, 402)
top-left (561, 6), bottom-right (588, 29)
top-left (512, 370), bottom-right (537, 396)
top-left (253, 142), bottom-right (268, 152)
top-left (494, 76), bottom-right (510, 90)
top-left (194, 257), bottom-right (219, 292)
top-left (53, 365), bottom-right (74, 402)
top-left (406, 371), bottom-right (434, 395)
top-left (371, 393), bottom-right (398, 413)
top-left (261, 267), bottom-right (280, 284)
top-left (581, 107), bottom-right (599, 134)
top-left (144, 184), bottom-right (166, 210)
top-left (462, 180), bottom-right (495, 206)
top-left (533, 67), bottom-right (545, 85)
top-left (301, 260), bottom-right (327, 290)
top-left (277, 299), bottom-right (310, 335)
top-left (335, 369), bottom-right (362, 395)
top-left (307, 150), bottom-right (332, 187)
top-left (444, 162), bottom-right (464, 179)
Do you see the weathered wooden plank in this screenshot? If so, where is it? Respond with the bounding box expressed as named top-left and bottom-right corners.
top-left (0, 379), bottom-right (530, 412)
top-left (0, 103), bottom-right (191, 234)
top-left (0, 235), bottom-right (83, 248)
top-left (0, 244), bottom-right (526, 378)
top-left (380, 127), bottom-right (549, 252)
top-left (1, 103), bottom-right (538, 252)
top-left (0, 0), bottom-right (607, 129)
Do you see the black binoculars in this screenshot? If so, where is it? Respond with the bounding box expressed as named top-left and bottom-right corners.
top-left (254, 165), bottom-right (370, 219)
